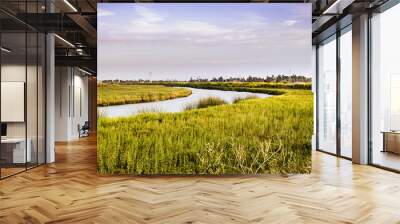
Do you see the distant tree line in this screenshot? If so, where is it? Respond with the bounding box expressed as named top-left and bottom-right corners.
top-left (100, 74), bottom-right (311, 84)
top-left (192, 74), bottom-right (311, 83)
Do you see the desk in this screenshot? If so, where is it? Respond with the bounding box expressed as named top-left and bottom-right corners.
top-left (382, 131), bottom-right (400, 154)
top-left (1, 138), bottom-right (31, 163)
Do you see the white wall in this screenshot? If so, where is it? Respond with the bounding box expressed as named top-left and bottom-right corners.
top-left (55, 67), bottom-right (89, 141)
top-left (55, 66), bottom-right (70, 141)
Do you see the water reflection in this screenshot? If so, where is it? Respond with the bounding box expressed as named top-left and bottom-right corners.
top-left (98, 88), bottom-right (270, 118)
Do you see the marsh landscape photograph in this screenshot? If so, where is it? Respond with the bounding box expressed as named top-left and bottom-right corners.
top-left (97, 3), bottom-right (313, 175)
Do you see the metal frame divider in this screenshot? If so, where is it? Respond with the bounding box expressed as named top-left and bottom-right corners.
top-left (36, 0), bottom-right (39, 168)
top-left (367, 10), bottom-right (373, 165)
top-left (25, 1), bottom-right (28, 171)
top-left (336, 26), bottom-right (341, 157)
top-left (316, 45), bottom-right (320, 151)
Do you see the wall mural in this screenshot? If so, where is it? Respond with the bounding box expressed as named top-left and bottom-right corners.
top-left (97, 3), bottom-right (313, 174)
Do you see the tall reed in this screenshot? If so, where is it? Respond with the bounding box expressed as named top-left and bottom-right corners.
top-left (184, 97), bottom-right (227, 111)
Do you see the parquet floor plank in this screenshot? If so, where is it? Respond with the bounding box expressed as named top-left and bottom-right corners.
top-left (0, 135), bottom-right (399, 223)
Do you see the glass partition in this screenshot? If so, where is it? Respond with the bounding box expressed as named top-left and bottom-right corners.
top-left (339, 27), bottom-right (352, 158)
top-left (0, 2), bottom-right (46, 179)
top-left (1, 31), bottom-right (28, 177)
top-left (27, 31), bottom-right (38, 169)
top-left (317, 35), bottom-right (337, 154)
top-left (371, 3), bottom-right (400, 171)
top-left (26, 0), bottom-right (45, 170)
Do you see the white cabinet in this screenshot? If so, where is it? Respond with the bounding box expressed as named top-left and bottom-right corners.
top-left (1, 138), bottom-right (32, 163)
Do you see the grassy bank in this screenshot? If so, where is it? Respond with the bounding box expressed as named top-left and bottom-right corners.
top-left (97, 84), bottom-right (192, 106)
top-left (97, 86), bottom-right (313, 175)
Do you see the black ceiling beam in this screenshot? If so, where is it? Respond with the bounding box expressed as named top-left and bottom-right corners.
top-left (0, 18), bottom-right (27, 32)
top-left (103, 0), bottom-right (250, 2)
top-left (55, 55), bottom-right (97, 73)
top-left (86, 0), bottom-right (97, 12)
top-left (13, 13), bottom-right (84, 32)
top-left (0, 7), bottom-right (38, 31)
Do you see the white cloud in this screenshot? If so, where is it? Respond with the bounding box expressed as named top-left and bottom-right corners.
top-left (283, 20), bottom-right (297, 26)
top-left (124, 6), bottom-right (167, 34)
top-left (135, 6), bottom-right (164, 23)
top-left (98, 8), bottom-right (114, 17)
top-left (130, 20), bottom-right (165, 34)
top-left (234, 14), bottom-right (268, 28)
top-left (101, 8), bottom-right (306, 49)
top-left (175, 21), bottom-right (228, 36)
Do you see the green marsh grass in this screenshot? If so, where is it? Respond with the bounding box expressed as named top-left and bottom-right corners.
top-left (97, 84), bottom-right (192, 106)
top-left (97, 87), bottom-right (313, 175)
top-left (233, 95), bottom-right (260, 103)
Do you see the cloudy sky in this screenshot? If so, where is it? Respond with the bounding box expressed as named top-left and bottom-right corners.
top-left (98, 4), bottom-right (311, 81)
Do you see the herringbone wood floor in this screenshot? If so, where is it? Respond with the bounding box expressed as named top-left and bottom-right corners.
top-left (1, 136), bottom-right (400, 224)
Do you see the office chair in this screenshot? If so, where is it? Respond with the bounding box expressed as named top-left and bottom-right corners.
top-left (79, 121), bottom-right (90, 138)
